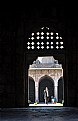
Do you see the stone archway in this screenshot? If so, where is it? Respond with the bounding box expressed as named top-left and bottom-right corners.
top-left (39, 75), bottom-right (54, 102)
top-left (26, 26), bottom-right (65, 106)
top-left (28, 76), bottom-right (35, 103)
top-left (58, 77), bottom-right (64, 103)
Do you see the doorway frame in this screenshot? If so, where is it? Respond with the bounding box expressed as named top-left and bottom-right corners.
top-left (24, 49), bottom-right (67, 107)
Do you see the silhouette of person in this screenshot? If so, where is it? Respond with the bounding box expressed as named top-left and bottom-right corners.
top-left (44, 87), bottom-right (49, 104)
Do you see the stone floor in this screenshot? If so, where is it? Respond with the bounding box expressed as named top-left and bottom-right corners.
top-left (29, 103), bottom-right (63, 106)
top-left (1, 107), bottom-right (78, 121)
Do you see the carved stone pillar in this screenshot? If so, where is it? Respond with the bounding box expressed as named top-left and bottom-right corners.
top-left (35, 81), bottom-right (39, 102)
top-left (54, 79), bottom-right (58, 102)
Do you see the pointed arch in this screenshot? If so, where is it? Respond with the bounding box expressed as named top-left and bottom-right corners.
top-left (39, 75), bottom-right (54, 102)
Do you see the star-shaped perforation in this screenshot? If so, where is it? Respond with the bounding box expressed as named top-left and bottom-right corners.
top-left (27, 27), bottom-right (64, 50)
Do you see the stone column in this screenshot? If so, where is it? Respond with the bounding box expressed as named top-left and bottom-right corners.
top-left (35, 81), bottom-right (39, 102)
top-left (28, 76), bottom-right (29, 101)
top-left (54, 79), bottom-right (58, 102)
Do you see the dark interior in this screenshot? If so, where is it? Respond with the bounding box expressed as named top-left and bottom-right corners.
top-left (0, 4), bottom-right (78, 108)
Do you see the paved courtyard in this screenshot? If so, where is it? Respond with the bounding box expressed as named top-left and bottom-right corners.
top-left (29, 103), bottom-right (63, 106)
top-left (1, 107), bottom-right (78, 121)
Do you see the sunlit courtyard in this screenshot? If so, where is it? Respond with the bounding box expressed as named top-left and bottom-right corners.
top-left (29, 103), bottom-right (63, 106)
top-left (28, 56), bottom-right (64, 107)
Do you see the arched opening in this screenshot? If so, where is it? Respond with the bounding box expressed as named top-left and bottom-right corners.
top-left (28, 76), bottom-right (35, 103)
top-left (39, 75), bottom-right (54, 102)
top-left (58, 77), bottom-right (64, 103)
top-left (28, 55), bottom-right (65, 106)
top-left (26, 26), bottom-right (65, 107)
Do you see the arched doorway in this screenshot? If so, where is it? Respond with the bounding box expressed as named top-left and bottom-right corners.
top-left (28, 76), bottom-right (35, 103)
top-left (58, 77), bottom-right (64, 103)
top-left (39, 75), bottom-right (54, 102)
top-left (26, 26), bottom-right (65, 106)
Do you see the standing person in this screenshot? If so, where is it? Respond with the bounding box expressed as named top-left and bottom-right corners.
top-left (45, 87), bottom-right (49, 104)
top-left (44, 87), bottom-right (49, 104)
top-left (44, 89), bottom-right (47, 104)
top-left (54, 96), bottom-right (57, 104)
